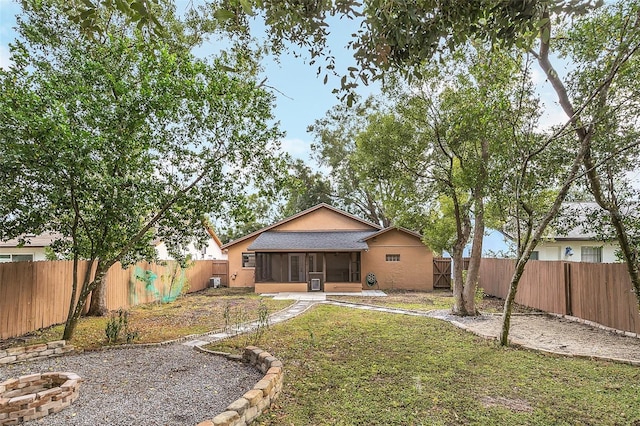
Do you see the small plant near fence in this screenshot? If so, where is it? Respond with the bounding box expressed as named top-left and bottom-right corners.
top-left (223, 300), bottom-right (270, 347)
top-left (105, 309), bottom-right (140, 344)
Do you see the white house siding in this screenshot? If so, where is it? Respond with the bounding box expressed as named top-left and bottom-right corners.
top-left (155, 239), bottom-right (227, 261)
top-left (534, 241), bottom-right (619, 263)
top-left (0, 247), bottom-right (48, 262)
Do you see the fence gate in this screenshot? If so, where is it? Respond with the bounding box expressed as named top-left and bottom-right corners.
top-left (433, 258), bottom-right (452, 289)
top-left (211, 260), bottom-right (229, 287)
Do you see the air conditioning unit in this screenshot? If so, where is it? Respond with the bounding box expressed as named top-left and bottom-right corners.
top-left (310, 278), bottom-right (321, 291)
top-left (209, 277), bottom-right (221, 288)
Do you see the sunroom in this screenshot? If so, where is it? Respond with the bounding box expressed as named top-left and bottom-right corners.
top-left (247, 230), bottom-right (373, 292)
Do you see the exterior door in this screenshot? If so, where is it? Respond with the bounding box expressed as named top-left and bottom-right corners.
top-left (289, 254), bottom-right (305, 282)
top-left (308, 253), bottom-right (323, 291)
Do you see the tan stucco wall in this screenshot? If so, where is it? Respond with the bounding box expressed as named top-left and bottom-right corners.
top-left (274, 208), bottom-right (376, 231)
top-left (361, 230), bottom-right (433, 291)
top-left (324, 282), bottom-right (362, 292)
top-left (227, 236), bottom-right (258, 288)
top-left (254, 283), bottom-right (308, 293)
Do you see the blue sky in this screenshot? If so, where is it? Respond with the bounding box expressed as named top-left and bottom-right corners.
top-left (3, 1), bottom-right (628, 255)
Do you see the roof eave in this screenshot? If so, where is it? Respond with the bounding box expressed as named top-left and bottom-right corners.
top-left (221, 203), bottom-right (382, 249)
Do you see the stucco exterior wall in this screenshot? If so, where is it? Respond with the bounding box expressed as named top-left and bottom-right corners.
top-left (323, 282), bottom-right (362, 292)
top-left (227, 236), bottom-right (258, 288)
top-left (274, 208), bottom-right (376, 231)
top-left (361, 230), bottom-right (433, 291)
top-left (254, 283), bottom-right (308, 293)
top-left (535, 241), bottom-right (619, 263)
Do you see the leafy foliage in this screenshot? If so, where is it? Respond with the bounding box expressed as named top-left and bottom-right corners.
top-left (0, 1), bottom-right (286, 339)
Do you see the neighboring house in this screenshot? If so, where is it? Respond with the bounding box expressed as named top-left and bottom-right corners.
top-left (533, 202), bottom-right (620, 263)
top-left (155, 227), bottom-right (227, 261)
top-left (221, 203), bottom-right (434, 293)
top-left (0, 233), bottom-right (59, 262)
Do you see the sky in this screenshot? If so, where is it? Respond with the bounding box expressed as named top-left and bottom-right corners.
top-left (0, 1), bottom-right (621, 255)
top-left (0, 0), bottom-right (564, 257)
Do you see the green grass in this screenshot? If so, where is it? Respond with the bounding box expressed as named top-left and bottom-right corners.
top-left (329, 289), bottom-right (455, 312)
top-left (207, 305), bottom-right (640, 425)
top-left (3, 288), bottom-right (292, 351)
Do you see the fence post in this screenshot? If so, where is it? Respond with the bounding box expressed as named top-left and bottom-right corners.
top-left (563, 262), bottom-right (572, 316)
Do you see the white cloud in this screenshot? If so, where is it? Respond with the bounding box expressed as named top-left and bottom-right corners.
top-left (281, 138), bottom-right (313, 161)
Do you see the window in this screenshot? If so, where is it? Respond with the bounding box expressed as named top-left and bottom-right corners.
top-left (386, 254), bottom-right (400, 262)
top-left (12, 254), bottom-right (33, 262)
top-left (529, 251), bottom-right (539, 260)
top-left (0, 254), bottom-right (33, 262)
top-left (581, 246), bottom-right (602, 263)
top-left (242, 252), bottom-right (255, 268)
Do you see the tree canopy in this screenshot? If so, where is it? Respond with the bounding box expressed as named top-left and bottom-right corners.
top-left (0, 1), bottom-right (286, 338)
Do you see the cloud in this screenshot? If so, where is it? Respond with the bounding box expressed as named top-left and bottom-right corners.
top-left (281, 138), bottom-right (313, 161)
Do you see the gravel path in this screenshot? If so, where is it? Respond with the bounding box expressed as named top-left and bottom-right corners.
top-left (430, 310), bottom-right (640, 363)
top-left (0, 344), bottom-right (261, 425)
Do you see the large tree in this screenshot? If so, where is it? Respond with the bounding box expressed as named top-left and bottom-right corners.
top-left (363, 47), bottom-right (541, 315)
top-left (0, 1), bottom-right (285, 339)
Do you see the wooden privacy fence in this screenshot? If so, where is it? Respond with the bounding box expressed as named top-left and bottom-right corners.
top-left (0, 259), bottom-right (229, 340)
top-left (478, 258), bottom-right (640, 334)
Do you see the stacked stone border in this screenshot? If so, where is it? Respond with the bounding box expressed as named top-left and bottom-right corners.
top-left (0, 372), bottom-right (82, 425)
top-left (196, 346), bottom-right (283, 426)
top-left (0, 341), bottom-right (73, 365)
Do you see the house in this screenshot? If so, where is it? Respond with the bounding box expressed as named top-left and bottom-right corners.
top-left (532, 202), bottom-right (620, 263)
top-left (0, 233), bottom-right (59, 262)
top-left (221, 203), bottom-right (434, 293)
top-left (155, 227), bottom-right (227, 261)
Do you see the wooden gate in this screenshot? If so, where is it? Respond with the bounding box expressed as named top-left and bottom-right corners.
top-left (433, 258), bottom-right (452, 289)
top-left (211, 260), bottom-right (229, 287)
top-left (433, 257), bottom-right (470, 289)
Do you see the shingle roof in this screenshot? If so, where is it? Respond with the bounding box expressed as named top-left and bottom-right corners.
top-left (247, 231), bottom-right (378, 252)
top-left (221, 203), bottom-right (382, 249)
top-left (0, 232), bottom-right (61, 247)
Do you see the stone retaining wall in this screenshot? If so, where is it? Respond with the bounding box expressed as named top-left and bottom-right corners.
top-left (0, 341), bottom-right (73, 365)
top-left (197, 346), bottom-right (284, 426)
top-left (0, 372), bottom-right (82, 425)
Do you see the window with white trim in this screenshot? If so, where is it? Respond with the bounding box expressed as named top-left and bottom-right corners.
top-left (242, 252), bottom-right (255, 268)
top-left (386, 254), bottom-right (400, 262)
top-left (0, 254), bottom-right (34, 262)
top-left (581, 246), bottom-right (602, 263)
top-left (529, 251), bottom-right (539, 260)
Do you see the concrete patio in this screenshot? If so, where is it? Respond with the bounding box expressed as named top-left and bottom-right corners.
top-left (261, 290), bottom-right (387, 300)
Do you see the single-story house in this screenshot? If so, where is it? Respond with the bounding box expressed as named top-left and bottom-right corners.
top-left (0, 233), bottom-right (60, 262)
top-left (155, 227), bottom-right (227, 261)
top-left (533, 202), bottom-right (620, 263)
top-left (221, 203), bottom-right (434, 293)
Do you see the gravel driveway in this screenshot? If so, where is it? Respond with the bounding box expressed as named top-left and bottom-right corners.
top-left (0, 344), bottom-right (261, 425)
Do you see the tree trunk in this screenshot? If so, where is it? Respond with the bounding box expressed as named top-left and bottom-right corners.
top-left (500, 258), bottom-right (528, 346)
top-left (464, 194), bottom-right (485, 315)
top-left (87, 279), bottom-right (108, 316)
top-left (63, 263), bottom-right (109, 340)
top-left (451, 244), bottom-right (467, 315)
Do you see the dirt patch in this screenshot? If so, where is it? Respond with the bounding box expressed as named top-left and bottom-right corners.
top-left (439, 312), bottom-right (640, 364)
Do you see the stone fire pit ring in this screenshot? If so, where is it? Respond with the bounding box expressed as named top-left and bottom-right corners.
top-left (0, 372), bottom-right (82, 425)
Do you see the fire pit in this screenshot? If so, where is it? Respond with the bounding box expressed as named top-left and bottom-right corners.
top-left (0, 372), bottom-right (82, 425)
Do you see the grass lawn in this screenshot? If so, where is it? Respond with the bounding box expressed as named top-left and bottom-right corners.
top-left (330, 289), bottom-right (528, 314)
top-left (1, 288), bottom-right (293, 351)
top-left (208, 304), bottom-right (640, 425)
